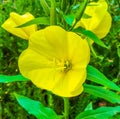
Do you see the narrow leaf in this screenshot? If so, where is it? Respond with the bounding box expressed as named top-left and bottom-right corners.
top-left (87, 65), bottom-right (120, 92)
top-left (73, 27), bottom-right (108, 48)
top-left (84, 102), bottom-right (93, 111)
top-left (40, 0), bottom-right (50, 16)
top-left (117, 45), bottom-right (120, 57)
top-left (72, 4), bottom-right (80, 10)
top-left (84, 84), bottom-right (120, 104)
top-left (56, 8), bottom-right (74, 26)
top-left (63, 14), bottom-right (75, 26)
top-left (75, 0), bottom-right (88, 21)
top-left (82, 13), bottom-right (92, 19)
top-left (76, 106), bottom-right (120, 119)
top-left (14, 93), bottom-right (61, 119)
top-left (17, 17), bottom-right (50, 28)
top-left (0, 74), bottom-right (29, 83)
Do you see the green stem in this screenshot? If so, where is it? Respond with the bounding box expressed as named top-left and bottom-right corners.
top-left (117, 0), bottom-right (120, 8)
top-left (87, 38), bottom-right (97, 58)
top-left (61, 0), bottom-right (66, 12)
top-left (63, 97), bottom-right (69, 119)
top-left (69, 0), bottom-right (88, 30)
top-left (69, 20), bottom-right (77, 31)
top-left (117, 57), bottom-right (120, 80)
top-left (73, 0), bottom-right (77, 6)
top-left (47, 92), bottom-right (53, 108)
top-left (116, 45), bottom-right (120, 80)
top-left (65, 1), bottom-right (70, 14)
top-left (75, 0), bottom-right (88, 21)
top-left (50, 0), bottom-right (57, 25)
top-left (0, 102), bottom-right (2, 119)
top-left (40, 0), bottom-right (50, 16)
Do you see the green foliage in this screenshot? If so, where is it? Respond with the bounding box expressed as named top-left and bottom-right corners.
top-left (0, 74), bottom-right (29, 83)
top-left (17, 17), bottom-right (50, 28)
top-left (87, 65), bottom-right (120, 91)
top-left (76, 106), bottom-right (120, 119)
top-left (0, 0), bottom-right (120, 119)
top-left (40, 0), bottom-right (50, 16)
top-left (75, 0), bottom-right (88, 21)
top-left (117, 45), bottom-right (120, 58)
top-left (84, 102), bottom-right (93, 111)
top-left (73, 28), bottom-right (108, 48)
top-left (14, 93), bottom-right (61, 119)
top-left (84, 84), bottom-right (120, 104)
top-left (63, 14), bottom-right (74, 26)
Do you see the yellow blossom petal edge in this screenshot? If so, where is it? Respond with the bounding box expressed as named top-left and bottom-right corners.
top-left (92, 12), bottom-right (112, 39)
top-left (18, 26), bottom-right (90, 97)
top-left (1, 12), bottom-right (37, 40)
top-left (76, 0), bottom-right (112, 39)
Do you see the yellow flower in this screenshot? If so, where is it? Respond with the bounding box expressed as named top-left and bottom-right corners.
top-left (76, 0), bottom-right (112, 39)
top-left (18, 26), bottom-right (90, 97)
top-left (1, 12), bottom-right (37, 40)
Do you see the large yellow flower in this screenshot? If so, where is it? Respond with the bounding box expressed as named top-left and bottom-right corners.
top-left (18, 26), bottom-right (90, 97)
top-left (76, 0), bottom-right (112, 39)
top-left (1, 12), bottom-right (37, 40)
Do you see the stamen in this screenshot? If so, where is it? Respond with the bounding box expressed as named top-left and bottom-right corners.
top-left (64, 60), bottom-right (72, 72)
top-left (53, 58), bottom-right (65, 71)
top-left (53, 58), bottom-right (72, 72)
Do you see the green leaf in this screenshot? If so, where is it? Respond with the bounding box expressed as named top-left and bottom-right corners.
top-left (72, 4), bottom-right (80, 10)
top-left (110, 114), bottom-right (120, 119)
top-left (84, 102), bottom-right (93, 111)
top-left (14, 93), bottom-right (61, 119)
top-left (17, 17), bottom-right (50, 28)
top-left (0, 74), bottom-right (29, 83)
top-left (82, 13), bottom-right (92, 19)
top-left (56, 8), bottom-right (74, 26)
top-left (84, 84), bottom-right (120, 104)
top-left (87, 65), bottom-right (120, 92)
top-left (76, 106), bottom-right (120, 119)
top-left (73, 27), bottom-right (108, 48)
top-left (63, 14), bottom-right (75, 26)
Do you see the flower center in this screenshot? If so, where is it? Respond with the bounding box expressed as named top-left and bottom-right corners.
top-left (64, 60), bottom-right (72, 72)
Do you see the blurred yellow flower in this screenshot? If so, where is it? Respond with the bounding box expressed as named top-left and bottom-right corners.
top-left (18, 26), bottom-right (90, 97)
top-left (1, 12), bottom-right (37, 40)
top-left (76, 0), bottom-right (112, 39)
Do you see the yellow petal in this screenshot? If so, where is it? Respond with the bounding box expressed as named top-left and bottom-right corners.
top-left (67, 32), bottom-right (90, 66)
top-left (52, 69), bottom-right (86, 97)
top-left (18, 49), bottom-right (56, 90)
top-left (29, 26), bottom-right (68, 60)
top-left (1, 12), bottom-right (37, 40)
top-left (29, 26), bottom-right (90, 63)
top-left (19, 26), bottom-right (90, 97)
top-left (77, 0), bottom-right (107, 29)
top-left (76, 0), bottom-right (111, 39)
top-left (19, 50), bottom-right (86, 97)
top-left (92, 12), bottom-right (112, 39)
